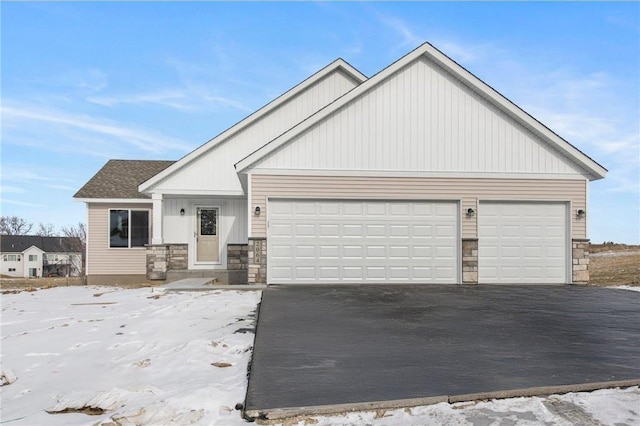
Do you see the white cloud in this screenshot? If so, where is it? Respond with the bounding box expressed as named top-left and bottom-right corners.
top-left (0, 185), bottom-right (25, 194)
top-left (376, 13), bottom-right (423, 49)
top-left (45, 184), bottom-right (79, 191)
top-left (1, 103), bottom-right (192, 154)
top-left (0, 198), bottom-right (46, 208)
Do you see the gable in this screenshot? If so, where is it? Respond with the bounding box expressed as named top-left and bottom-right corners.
top-left (237, 43), bottom-right (606, 181)
top-left (248, 57), bottom-right (588, 177)
top-left (140, 64), bottom-right (365, 194)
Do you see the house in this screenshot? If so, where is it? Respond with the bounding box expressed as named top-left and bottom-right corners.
top-left (0, 235), bottom-right (83, 278)
top-left (74, 42), bottom-right (606, 286)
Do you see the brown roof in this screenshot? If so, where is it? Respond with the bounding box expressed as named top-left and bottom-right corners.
top-left (74, 160), bottom-right (175, 199)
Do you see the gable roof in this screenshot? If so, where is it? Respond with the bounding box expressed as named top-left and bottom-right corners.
top-left (1, 235), bottom-right (82, 253)
top-left (74, 160), bottom-right (175, 200)
top-left (138, 59), bottom-right (367, 192)
top-left (235, 42), bottom-right (607, 181)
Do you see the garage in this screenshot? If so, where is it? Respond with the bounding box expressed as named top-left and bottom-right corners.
top-left (478, 202), bottom-right (568, 284)
top-left (267, 199), bottom-right (458, 284)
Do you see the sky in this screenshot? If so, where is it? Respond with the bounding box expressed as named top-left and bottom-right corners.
top-left (1, 2), bottom-right (639, 244)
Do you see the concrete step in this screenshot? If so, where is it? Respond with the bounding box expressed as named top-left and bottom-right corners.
top-left (165, 269), bottom-right (247, 285)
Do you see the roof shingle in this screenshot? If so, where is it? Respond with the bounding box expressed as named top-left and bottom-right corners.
top-left (74, 160), bottom-right (175, 199)
top-left (0, 235), bottom-right (82, 253)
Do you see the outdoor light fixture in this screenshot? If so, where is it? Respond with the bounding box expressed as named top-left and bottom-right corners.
top-left (466, 207), bottom-right (475, 217)
top-left (576, 209), bottom-right (586, 219)
top-left (180, 208), bottom-right (185, 216)
top-left (254, 206), bottom-right (261, 216)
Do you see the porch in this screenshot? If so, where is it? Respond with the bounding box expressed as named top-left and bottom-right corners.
top-left (146, 243), bottom-right (251, 285)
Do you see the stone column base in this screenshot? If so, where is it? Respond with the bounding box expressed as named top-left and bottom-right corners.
top-left (462, 238), bottom-right (479, 284)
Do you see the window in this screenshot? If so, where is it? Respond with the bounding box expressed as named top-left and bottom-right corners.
top-left (8, 268), bottom-right (15, 272)
top-left (46, 254), bottom-right (59, 262)
top-left (109, 209), bottom-right (149, 248)
top-left (3, 255), bottom-right (20, 262)
top-left (29, 255), bottom-right (38, 262)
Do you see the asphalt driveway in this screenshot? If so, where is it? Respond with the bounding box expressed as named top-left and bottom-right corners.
top-left (244, 285), bottom-right (640, 420)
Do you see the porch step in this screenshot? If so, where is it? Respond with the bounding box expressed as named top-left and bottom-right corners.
top-left (165, 269), bottom-right (247, 285)
top-left (163, 277), bottom-right (217, 291)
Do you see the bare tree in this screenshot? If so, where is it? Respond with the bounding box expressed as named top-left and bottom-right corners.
top-left (36, 223), bottom-right (58, 237)
top-left (0, 216), bottom-right (33, 235)
top-left (61, 222), bottom-right (87, 284)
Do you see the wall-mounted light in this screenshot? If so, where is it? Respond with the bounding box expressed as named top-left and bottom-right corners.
top-left (180, 208), bottom-right (185, 216)
top-left (466, 207), bottom-right (475, 218)
top-left (254, 206), bottom-right (261, 216)
top-left (576, 209), bottom-right (586, 219)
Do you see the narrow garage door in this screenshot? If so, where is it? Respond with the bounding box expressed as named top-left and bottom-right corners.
top-left (478, 202), bottom-right (568, 284)
top-left (268, 200), bottom-right (458, 284)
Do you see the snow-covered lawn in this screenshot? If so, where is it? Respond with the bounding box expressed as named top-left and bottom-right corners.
top-left (1, 286), bottom-right (638, 425)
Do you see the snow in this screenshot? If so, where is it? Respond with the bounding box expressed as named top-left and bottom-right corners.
top-left (615, 285), bottom-right (640, 292)
top-left (2, 286), bottom-right (638, 425)
top-left (1, 286), bottom-right (261, 425)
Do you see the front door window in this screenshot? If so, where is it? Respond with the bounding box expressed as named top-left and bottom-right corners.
top-left (196, 208), bottom-right (219, 262)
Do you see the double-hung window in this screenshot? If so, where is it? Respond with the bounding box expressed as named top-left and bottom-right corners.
top-left (109, 209), bottom-right (150, 248)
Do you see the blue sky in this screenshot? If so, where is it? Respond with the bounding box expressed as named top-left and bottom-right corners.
top-left (1, 2), bottom-right (639, 243)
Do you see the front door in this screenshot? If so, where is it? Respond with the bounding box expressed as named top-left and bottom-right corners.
top-left (196, 208), bottom-right (219, 262)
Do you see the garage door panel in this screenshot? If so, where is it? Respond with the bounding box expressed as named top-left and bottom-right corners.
top-left (366, 203), bottom-right (386, 216)
top-left (390, 225), bottom-right (410, 237)
top-left (268, 200), bottom-right (458, 284)
top-left (366, 246), bottom-right (386, 258)
top-left (479, 202), bottom-right (567, 284)
top-left (412, 225), bottom-right (433, 237)
top-left (343, 203), bottom-right (364, 216)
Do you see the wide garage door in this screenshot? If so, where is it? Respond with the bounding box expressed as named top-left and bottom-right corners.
top-left (478, 202), bottom-right (568, 284)
top-left (268, 200), bottom-right (458, 284)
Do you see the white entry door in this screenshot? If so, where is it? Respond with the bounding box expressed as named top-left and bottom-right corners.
top-left (268, 199), bottom-right (458, 284)
top-left (478, 202), bottom-right (568, 284)
top-left (196, 207), bottom-right (219, 263)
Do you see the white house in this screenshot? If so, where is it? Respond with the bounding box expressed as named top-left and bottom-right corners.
top-left (0, 235), bottom-right (83, 278)
top-left (75, 42), bottom-right (606, 286)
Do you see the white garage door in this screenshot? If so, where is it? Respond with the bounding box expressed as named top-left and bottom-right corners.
top-left (478, 202), bottom-right (568, 284)
top-left (267, 200), bottom-right (458, 284)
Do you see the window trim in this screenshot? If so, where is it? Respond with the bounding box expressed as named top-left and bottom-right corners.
top-left (108, 208), bottom-right (151, 249)
top-left (28, 254), bottom-right (38, 262)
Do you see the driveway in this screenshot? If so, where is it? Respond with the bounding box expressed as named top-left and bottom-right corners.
top-left (244, 285), bottom-right (640, 420)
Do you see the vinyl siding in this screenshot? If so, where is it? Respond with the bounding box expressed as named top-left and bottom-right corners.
top-left (151, 70), bottom-right (360, 194)
top-left (252, 57), bottom-right (588, 177)
top-left (250, 175), bottom-right (587, 240)
top-left (87, 202), bottom-right (151, 275)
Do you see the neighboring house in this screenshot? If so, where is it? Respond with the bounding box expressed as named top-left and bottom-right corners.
top-left (75, 42), bottom-right (606, 286)
top-left (0, 235), bottom-right (82, 278)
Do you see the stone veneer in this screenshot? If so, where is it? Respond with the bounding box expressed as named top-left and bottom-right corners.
top-left (572, 239), bottom-right (590, 284)
top-left (146, 243), bottom-right (188, 280)
top-left (227, 244), bottom-right (249, 271)
top-left (248, 238), bottom-right (267, 284)
top-left (462, 238), bottom-right (479, 284)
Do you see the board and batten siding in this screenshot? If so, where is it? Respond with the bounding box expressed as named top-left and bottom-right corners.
top-left (87, 203), bottom-right (151, 275)
top-left (163, 197), bottom-right (248, 244)
top-left (152, 70), bottom-right (361, 194)
top-left (251, 56), bottom-right (588, 177)
top-left (250, 175), bottom-right (587, 240)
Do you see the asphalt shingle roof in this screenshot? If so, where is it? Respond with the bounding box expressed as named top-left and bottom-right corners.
top-left (73, 160), bottom-right (175, 199)
top-left (0, 235), bottom-right (82, 253)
